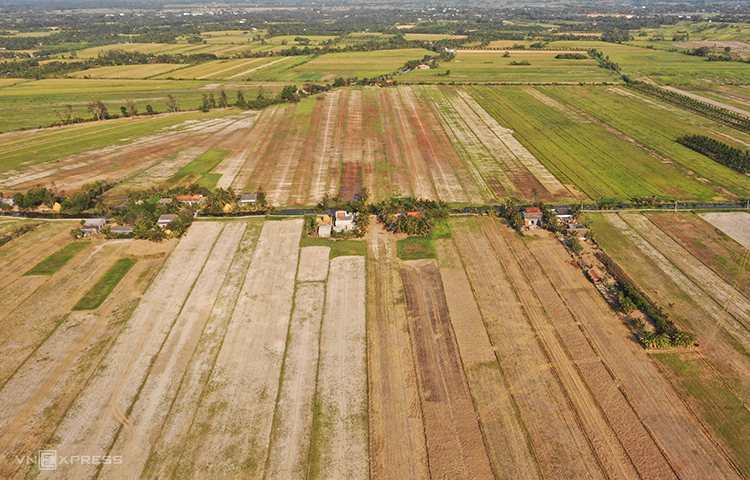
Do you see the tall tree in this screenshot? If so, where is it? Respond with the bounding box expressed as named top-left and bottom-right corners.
top-left (88, 100), bottom-right (107, 121)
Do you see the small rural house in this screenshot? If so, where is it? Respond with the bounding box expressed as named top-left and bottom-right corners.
top-left (81, 218), bottom-right (107, 236)
top-left (554, 206), bottom-right (577, 226)
top-left (110, 225), bottom-right (134, 236)
top-left (239, 193), bottom-right (257, 204)
top-left (176, 194), bottom-right (204, 205)
top-left (522, 207), bottom-right (543, 228)
top-left (417, 64), bottom-right (430, 70)
top-left (318, 224), bottom-right (332, 238)
top-left (157, 214), bottom-right (178, 229)
top-left (0, 197), bottom-right (14, 206)
top-left (333, 210), bottom-right (355, 232)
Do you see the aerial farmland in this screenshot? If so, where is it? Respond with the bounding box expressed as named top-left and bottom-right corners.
top-left (2, 0), bottom-right (750, 479)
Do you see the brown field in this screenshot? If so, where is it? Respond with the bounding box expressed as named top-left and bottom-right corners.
top-left (3, 85), bottom-right (577, 206)
top-left (3, 212), bottom-right (750, 478)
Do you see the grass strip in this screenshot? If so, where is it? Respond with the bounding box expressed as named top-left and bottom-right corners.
top-left (73, 257), bottom-right (137, 310)
top-left (396, 218), bottom-right (450, 260)
top-left (25, 242), bottom-right (88, 275)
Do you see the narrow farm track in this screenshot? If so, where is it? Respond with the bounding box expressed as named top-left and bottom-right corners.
top-left (527, 225), bottom-right (743, 480)
top-left (367, 225), bottom-right (430, 480)
top-left (37, 222), bottom-right (224, 480)
top-left (307, 90), bottom-right (341, 203)
top-left (452, 218), bottom-right (605, 479)
top-left (401, 258), bottom-right (494, 480)
top-left (177, 220), bottom-right (301, 479)
top-left (434, 237), bottom-right (539, 480)
top-left (400, 86), bottom-right (467, 203)
top-left (314, 255), bottom-right (368, 480)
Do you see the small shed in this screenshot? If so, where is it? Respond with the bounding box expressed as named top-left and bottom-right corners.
top-left (318, 224), bottom-right (332, 238)
top-left (554, 206), bottom-right (576, 225)
top-left (239, 193), bottom-right (257, 204)
top-left (522, 207), bottom-right (543, 227)
top-left (417, 64), bottom-right (430, 70)
top-left (110, 225), bottom-right (134, 236)
top-left (158, 198), bottom-right (173, 204)
top-left (157, 214), bottom-right (178, 229)
top-left (81, 218), bottom-right (107, 236)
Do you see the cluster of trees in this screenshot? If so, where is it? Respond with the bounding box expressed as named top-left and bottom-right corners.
top-left (375, 197), bottom-right (449, 236)
top-left (678, 134), bottom-right (750, 174)
top-left (588, 49), bottom-right (621, 73)
top-left (509, 60), bottom-right (531, 65)
top-left (596, 251), bottom-right (696, 349)
top-left (8, 180), bottom-right (114, 214)
top-left (0, 50), bottom-right (217, 79)
top-left (629, 82), bottom-right (750, 134)
top-left (555, 53), bottom-right (587, 59)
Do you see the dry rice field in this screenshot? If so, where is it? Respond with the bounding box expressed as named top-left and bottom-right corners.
top-left (1, 215), bottom-right (749, 478)
top-left (0, 86), bottom-right (580, 205)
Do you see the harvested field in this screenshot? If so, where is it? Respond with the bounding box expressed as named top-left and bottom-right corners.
top-left (340, 90), bottom-right (364, 200)
top-left (296, 245), bottom-right (331, 282)
top-left (388, 89), bottom-right (435, 199)
top-left (702, 212), bottom-right (750, 250)
top-left (401, 258), bottom-right (494, 480)
top-left (312, 255), bottom-right (368, 480)
top-left (367, 224), bottom-right (429, 480)
top-left (307, 90), bottom-right (342, 204)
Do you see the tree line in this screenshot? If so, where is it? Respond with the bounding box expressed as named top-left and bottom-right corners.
top-left (678, 134), bottom-right (750, 174)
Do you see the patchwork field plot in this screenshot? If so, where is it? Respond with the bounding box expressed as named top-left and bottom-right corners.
top-left (1, 214), bottom-right (748, 479)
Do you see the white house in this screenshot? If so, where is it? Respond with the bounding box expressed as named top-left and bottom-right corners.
top-left (333, 210), bottom-right (355, 232)
top-left (81, 218), bottom-right (107, 236)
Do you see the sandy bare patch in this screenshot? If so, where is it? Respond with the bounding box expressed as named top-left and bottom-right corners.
top-left (701, 212), bottom-right (750, 250)
top-left (296, 246), bottom-right (330, 282)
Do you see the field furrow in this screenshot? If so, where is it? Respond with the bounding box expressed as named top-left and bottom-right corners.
top-left (367, 225), bottom-right (429, 480)
top-left (142, 221), bottom-right (263, 480)
top-left (377, 89), bottom-right (412, 197)
top-left (435, 237), bottom-right (539, 479)
top-left (307, 91), bottom-right (340, 203)
top-left (530, 222), bottom-right (742, 480)
top-left (401, 86), bottom-right (466, 203)
top-left (452, 218), bottom-right (605, 479)
top-left (389, 89), bottom-right (435, 199)
top-left (312, 255), bottom-right (368, 480)
top-left (177, 219), bottom-right (301, 478)
top-left (401, 258), bottom-right (494, 480)
top-left (38, 222), bottom-right (224, 479)
top-left (265, 280), bottom-right (325, 480)
top-left (340, 89), bottom-right (363, 200)
top-left (289, 97), bottom-right (324, 205)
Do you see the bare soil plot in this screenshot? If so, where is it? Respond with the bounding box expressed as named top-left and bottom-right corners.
top-left (100, 222), bottom-right (247, 480)
top-left (451, 218), bottom-right (605, 479)
top-left (401, 258), bottom-right (494, 480)
top-left (647, 212), bottom-right (750, 301)
top-left (528, 223), bottom-right (742, 480)
top-left (0, 239), bottom-right (173, 480)
top-left (311, 255), bottom-right (368, 480)
top-left (265, 104), bottom-right (310, 206)
top-left (366, 224), bottom-right (429, 480)
top-left (377, 89), bottom-right (413, 197)
top-left (307, 91), bottom-right (342, 203)
top-left (141, 221), bottom-right (264, 480)
top-left (400, 86), bottom-right (467, 203)
top-left (38, 222), bottom-right (225, 480)
top-left (388, 89), bottom-right (435, 199)
top-left (361, 90), bottom-right (382, 200)
top-left (326, 90), bottom-right (348, 197)
top-left (230, 106), bottom-right (283, 192)
top-left (289, 96), bottom-right (325, 205)
top-left (415, 87), bottom-right (485, 203)
top-left (434, 237), bottom-right (539, 480)
top-left (491, 221), bottom-right (674, 480)
top-left (339, 89), bottom-right (364, 200)
top-left (243, 106), bottom-right (295, 200)
top-left (265, 281), bottom-right (325, 480)
top-left (622, 213), bottom-right (750, 333)
top-left (702, 212), bottom-right (750, 251)
top-left (175, 219), bottom-right (301, 479)
top-left (297, 246), bottom-right (330, 282)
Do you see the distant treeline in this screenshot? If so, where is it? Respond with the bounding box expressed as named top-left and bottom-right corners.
top-left (678, 134), bottom-right (750, 174)
top-left (0, 50), bottom-right (217, 79)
